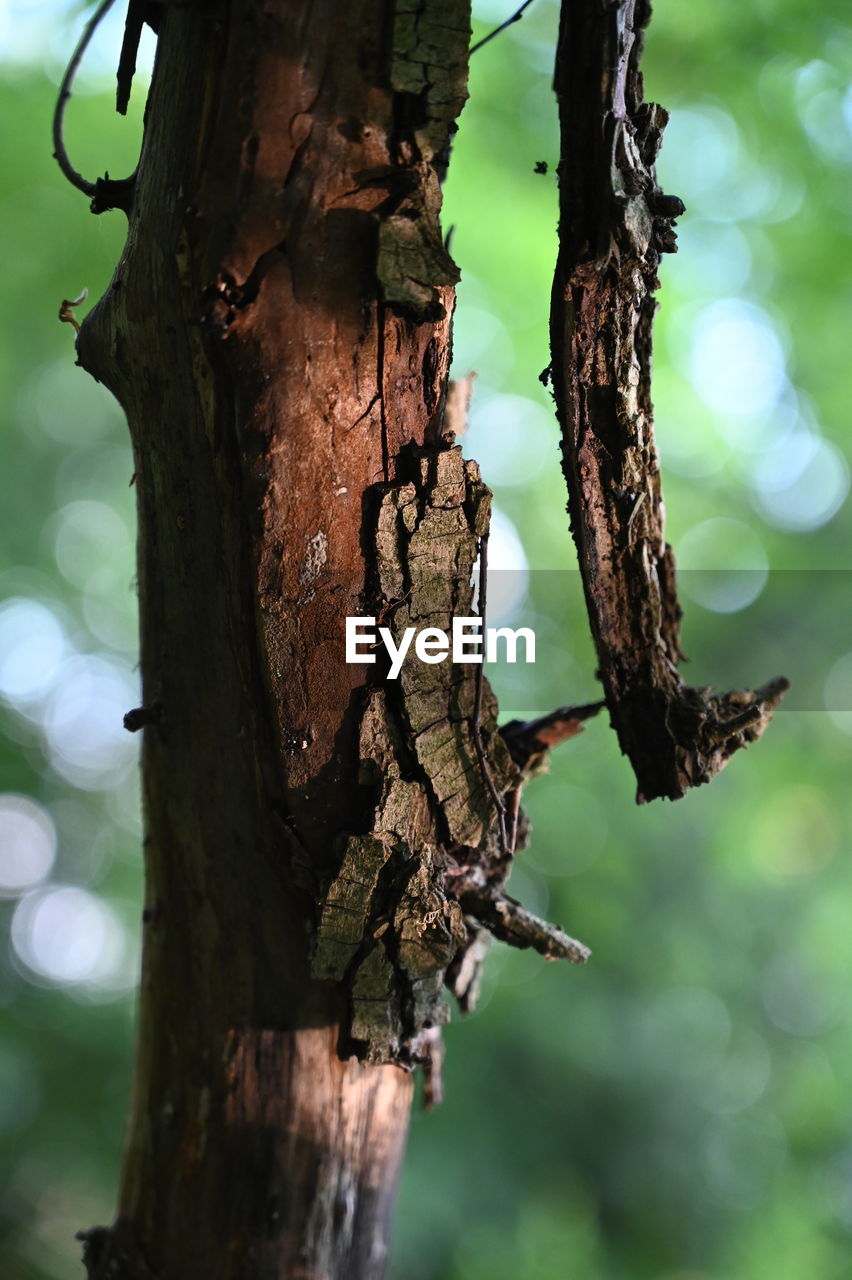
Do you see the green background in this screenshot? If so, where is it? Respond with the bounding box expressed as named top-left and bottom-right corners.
top-left (1, 1), bottom-right (851, 1276)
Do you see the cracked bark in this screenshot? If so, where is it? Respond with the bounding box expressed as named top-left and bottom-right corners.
top-left (550, 0), bottom-right (787, 803)
top-left (71, 2), bottom-right (586, 1276)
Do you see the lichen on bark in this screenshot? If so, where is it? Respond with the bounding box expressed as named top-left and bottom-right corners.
top-left (312, 444), bottom-right (533, 1062)
top-left (310, 441), bottom-right (592, 1063)
top-left (377, 1), bottom-right (469, 317)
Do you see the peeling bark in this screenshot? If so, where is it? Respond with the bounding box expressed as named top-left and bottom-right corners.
top-left (312, 444), bottom-right (549, 1064)
top-left (550, 0), bottom-right (787, 803)
top-left (57, 0), bottom-right (789, 1270)
top-left (68, 1), bottom-right (587, 1275)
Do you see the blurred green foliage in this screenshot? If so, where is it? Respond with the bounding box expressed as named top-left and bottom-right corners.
top-left (1, 1), bottom-right (851, 1277)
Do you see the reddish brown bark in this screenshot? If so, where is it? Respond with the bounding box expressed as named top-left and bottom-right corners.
top-left (60, 2), bottom-right (788, 1274)
top-left (75, 1), bottom-right (473, 1275)
top-left (72, 0), bottom-right (589, 1273)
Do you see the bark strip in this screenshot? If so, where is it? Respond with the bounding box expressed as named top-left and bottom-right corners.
top-left (310, 444), bottom-right (590, 1064)
top-left (550, 0), bottom-right (787, 803)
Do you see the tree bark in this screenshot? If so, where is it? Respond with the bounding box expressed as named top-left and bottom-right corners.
top-left (74, 1), bottom-right (466, 1275)
top-left (550, 0), bottom-right (787, 804)
top-left (73, 2), bottom-right (588, 1276)
top-left (64, 0), bottom-right (792, 1271)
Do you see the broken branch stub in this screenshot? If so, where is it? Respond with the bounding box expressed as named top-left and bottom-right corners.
top-left (550, 0), bottom-right (787, 802)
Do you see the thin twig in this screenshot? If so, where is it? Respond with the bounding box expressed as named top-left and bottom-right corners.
top-left (470, 0), bottom-right (537, 55)
top-left (53, 0), bottom-right (118, 197)
top-left (471, 532), bottom-right (509, 855)
top-left (459, 885), bottom-right (591, 964)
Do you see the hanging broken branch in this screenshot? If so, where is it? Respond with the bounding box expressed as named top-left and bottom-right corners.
top-left (550, 0), bottom-right (787, 803)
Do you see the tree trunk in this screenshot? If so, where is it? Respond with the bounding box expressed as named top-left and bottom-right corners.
top-left (73, 0), bottom-right (591, 1274)
top-left (75, 1), bottom-right (481, 1275)
top-left (67, 0), bottom-right (785, 1272)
